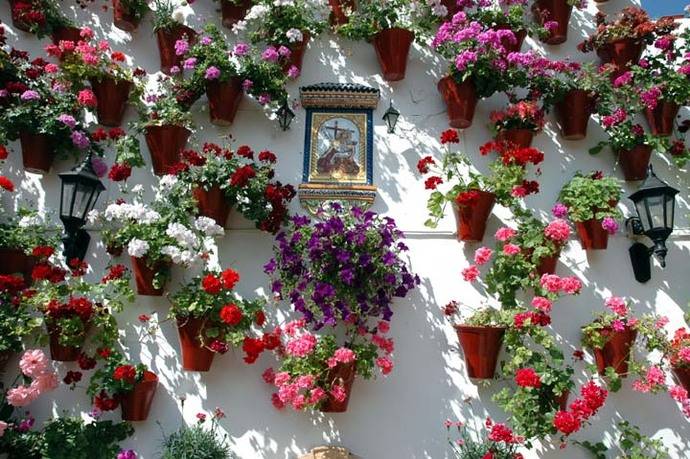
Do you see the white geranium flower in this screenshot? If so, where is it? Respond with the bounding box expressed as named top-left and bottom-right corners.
top-left (232, 20), bottom-right (247, 33)
top-left (86, 209), bottom-right (100, 225)
top-left (131, 184), bottom-right (144, 194)
top-left (127, 239), bottom-right (150, 258)
top-left (194, 216), bottom-right (225, 237)
top-left (18, 215), bottom-right (42, 228)
top-left (245, 5), bottom-right (269, 20)
top-left (286, 28), bottom-right (303, 43)
top-left (161, 245), bottom-right (183, 264)
top-left (432, 4), bottom-right (447, 17)
top-left (166, 222), bottom-right (199, 249)
top-left (273, 0), bottom-right (295, 6)
top-left (172, 9), bottom-right (184, 23)
top-left (158, 174), bottom-right (178, 193)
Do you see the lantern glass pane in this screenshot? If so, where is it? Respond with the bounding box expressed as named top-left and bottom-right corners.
top-left (648, 194), bottom-right (664, 230)
top-left (665, 194), bottom-right (675, 229)
top-left (61, 182), bottom-right (75, 219)
top-left (72, 183), bottom-right (94, 221)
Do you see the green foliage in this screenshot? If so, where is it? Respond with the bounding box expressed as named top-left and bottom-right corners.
top-left (118, 0), bottom-right (149, 22)
top-left (0, 210), bottom-right (58, 253)
top-left (337, 0), bottom-right (439, 42)
top-left (87, 349), bottom-right (148, 399)
top-left (448, 422), bottom-right (522, 458)
top-left (151, 0), bottom-right (179, 32)
top-left (578, 420), bottom-right (670, 459)
top-left (245, 0), bottom-right (325, 45)
top-left (0, 278), bottom-right (40, 353)
top-left (558, 172), bottom-right (621, 223)
top-left (161, 424), bottom-right (233, 459)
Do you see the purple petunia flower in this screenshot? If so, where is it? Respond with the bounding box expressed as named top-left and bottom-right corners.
top-left (71, 130), bottom-right (90, 150)
top-left (174, 39), bottom-right (189, 56)
top-left (57, 114), bottom-right (76, 129)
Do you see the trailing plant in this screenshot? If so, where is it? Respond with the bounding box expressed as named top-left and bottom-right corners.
top-left (446, 418), bottom-right (524, 459)
top-left (577, 420), bottom-right (670, 459)
top-left (490, 100), bottom-right (546, 135)
top-left (161, 409), bottom-right (233, 459)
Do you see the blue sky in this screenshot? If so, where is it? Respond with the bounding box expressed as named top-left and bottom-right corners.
top-left (641, 0), bottom-right (687, 17)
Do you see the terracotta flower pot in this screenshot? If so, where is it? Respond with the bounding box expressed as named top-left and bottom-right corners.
top-left (280, 31), bottom-right (311, 74)
top-left (90, 77), bottom-right (133, 127)
top-left (672, 366), bottom-right (690, 392)
top-left (536, 250), bottom-right (560, 276)
top-left (617, 144), bottom-right (652, 182)
top-left (0, 247), bottom-right (35, 282)
top-left (372, 27), bottom-right (415, 82)
top-left (644, 100), bottom-right (679, 137)
top-left (596, 38), bottom-right (643, 79)
top-left (454, 325), bottom-right (506, 379)
top-left (48, 324), bottom-right (83, 362)
top-left (8, 0), bottom-right (33, 32)
top-left (554, 389), bottom-right (570, 411)
top-left (177, 316), bottom-right (216, 372)
top-left (144, 124), bottom-right (191, 176)
top-left (120, 370), bottom-right (158, 421)
top-left (112, 0), bottom-right (142, 32)
top-left (51, 25), bottom-right (82, 45)
top-left (437, 76), bottom-right (477, 129)
top-left (156, 24), bottom-right (197, 75)
top-left (453, 190), bottom-right (496, 242)
top-left (221, 0), bottom-right (253, 28)
top-left (533, 0), bottom-right (572, 45)
top-left (328, 0), bottom-right (355, 26)
top-left (130, 256), bottom-right (168, 296)
top-left (496, 128), bottom-right (534, 148)
top-left (593, 327), bottom-right (638, 376)
top-left (206, 78), bottom-right (243, 126)
top-left (575, 219), bottom-right (609, 250)
top-left (320, 360), bottom-right (356, 413)
top-left (556, 89), bottom-right (595, 140)
top-left (193, 186), bottom-right (231, 227)
top-left (19, 132), bottom-right (54, 174)
top-left (495, 26), bottom-right (526, 53)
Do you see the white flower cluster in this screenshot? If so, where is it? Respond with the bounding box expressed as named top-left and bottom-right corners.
top-left (426, 0), bottom-right (448, 17)
top-left (127, 238), bottom-right (150, 258)
top-left (18, 214), bottom-right (43, 228)
top-left (160, 246), bottom-right (198, 265)
top-left (273, 0), bottom-right (295, 7)
top-left (194, 216), bottom-right (225, 237)
top-left (104, 202), bottom-right (161, 225)
top-left (286, 28), bottom-right (303, 43)
top-left (158, 175), bottom-right (179, 195)
top-left (166, 222), bottom-right (200, 250)
top-left (245, 4), bottom-right (269, 21)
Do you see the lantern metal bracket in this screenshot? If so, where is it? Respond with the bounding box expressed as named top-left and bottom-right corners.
top-left (625, 217), bottom-right (668, 283)
top-left (625, 216), bottom-right (645, 236)
top-left (62, 228), bottom-right (91, 263)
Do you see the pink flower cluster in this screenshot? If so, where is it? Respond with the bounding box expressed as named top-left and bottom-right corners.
top-left (632, 365), bottom-right (666, 393)
top-left (539, 274), bottom-right (582, 295)
top-left (544, 219), bottom-right (570, 243)
top-left (6, 349), bottom-right (58, 407)
top-left (605, 296), bottom-right (629, 316)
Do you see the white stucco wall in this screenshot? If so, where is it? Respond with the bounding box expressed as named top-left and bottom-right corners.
top-left (2, 1), bottom-right (690, 458)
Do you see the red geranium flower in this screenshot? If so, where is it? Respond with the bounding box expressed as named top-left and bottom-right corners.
top-left (416, 156), bottom-right (435, 174)
top-left (32, 245), bottom-right (54, 258)
top-left (108, 163), bottom-right (132, 182)
top-left (0, 176), bottom-right (14, 192)
top-left (113, 364), bottom-right (137, 384)
top-left (514, 367), bottom-right (541, 388)
top-left (455, 190), bottom-right (480, 207)
top-left (424, 176), bottom-right (443, 190)
top-left (230, 165), bottom-right (256, 187)
top-left (0, 145), bottom-right (8, 160)
top-left (440, 129), bottom-right (459, 144)
top-left (219, 304), bottom-right (243, 326)
top-left (202, 274), bottom-right (222, 294)
top-left (221, 268), bottom-right (240, 290)
top-left (553, 411), bottom-right (581, 435)
top-left (236, 145), bottom-right (254, 159)
top-left (258, 150), bottom-right (276, 163)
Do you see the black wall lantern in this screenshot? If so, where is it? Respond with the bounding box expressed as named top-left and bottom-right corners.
top-left (276, 98), bottom-right (295, 131)
top-left (625, 165), bottom-right (678, 283)
top-left (382, 100), bottom-right (400, 134)
top-left (58, 153), bottom-right (105, 262)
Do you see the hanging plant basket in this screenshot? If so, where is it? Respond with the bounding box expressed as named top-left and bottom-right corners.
top-left (279, 31), bottom-right (311, 74)
top-left (220, 0), bottom-right (253, 28)
top-left (119, 370), bottom-right (158, 421)
top-left (496, 129), bottom-right (534, 148)
top-left (112, 0), bottom-right (142, 32)
top-left (177, 316), bottom-right (216, 372)
top-left (437, 76), bottom-right (477, 129)
top-left (372, 27), bottom-right (415, 82)
top-left (156, 24), bottom-right (197, 75)
top-left (454, 325), bottom-right (506, 379)
top-left (644, 101), bottom-right (679, 137)
top-left (47, 324), bottom-right (84, 362)
top-left (672, 367), bottom-right (690, 392)
top-left (593, 327), bottom-right (637, 376)
top-left (51, 25), bottom-right (82, 45)
top-left (328, 0), bottom-right (354, 26)
top-left (206, 77), bottom-right (243, 126)
top-left (19, 132), bottom-right (55, 174)
top-left (144, 124), bottom-right (191, 176)
top-left (453, 190), bottom-right (495, 242)
top-left (319, 360), bottom-right (356, 413)
top-left (130, 256), bottom-right (169, 296)
top-left (8, 0), bottom-right (32, 32)
top-left (617, 145), bottom-right (652, 182)
top-left (595, 38), bottom-right (643, 79)
top-left (575, 219), bottom-right (609, 250)
top-left (0, 247), bottom-right (36, 282)
top-left (556, 89), bottom-right (595, 140)
top-left (533, 0), bottom-right (572, 45)
top-left (192, 186), bottom-right (231, 227)
top-left (90, 77), bottom-right (133, 127)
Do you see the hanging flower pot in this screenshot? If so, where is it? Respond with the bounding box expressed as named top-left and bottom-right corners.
top-left (644, 100), bottom-right (679, 137)
top-left (617, 144), bottom-right (652, 182)
top-left (144, 124), bottom-right (191, 176)
top-left (672, 367), bottom-right (690, 392)
top-left (112, 0), bottom-right (142, 32)
top-left (281, 31), bottom-right (311, 74)
top-left (220, 0), bottom-right (253, 28)
top-left (536, 250), bottom-right (560, 276)
top-left (496, 128), bottom-right (534, 148)
top-left (0, 247), bottom-right (35, 282)
top-left (8, 0), bottom-right (33, 32)
top-left (593, 327), bottom-right (637, 376)
top-left (575, 219), bottom-right (609, 250)
top-left (556, 89), bottom-right (595, 140)
top-left (372, 27), bottom-right (415, 82)
top-left (156, 24), bottom-right (197, 75)
top-left (454, 325), bottom-right (506, 379)
top-left (437, 76), bottom-right (477, 129)
top-left (206, 77), bottom-right (243, 126)
top-left (19, 132), bottom-right (54, 174)
top-left (595, 38), bottom-right (643, 78)
top-left (47, 324), bottom-right (83, 362)
top-left (130, 256), bottom-right (168, 296)
top-left (328, 0), bottom-right (354, 26)
top-left (453, 190), bottom-right (496, 242)
top-left (119, 370), bottom-right (158, 421)
top-left (319, 360), bottom-right (356, 413)
top-left (533, 0), bottom-right (572, 45)
top-left (177, 316), bottom-right (216, 372)
top-left (89, 77), bottom-right (133, 127)
top-left (494, 26), bottom-right (526, 53)
top-left (51, 25), bottom-right (82, 45)
top-left (192, 186), bottom-right (231, 227)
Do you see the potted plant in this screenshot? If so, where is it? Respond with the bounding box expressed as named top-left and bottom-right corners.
top-left (531, 0), bottom-right (586, 45)
top-left (666, 327), bottom-right (690, 392)
top-left (169, 267), bottom-right (266, 372)
top-left (578, 421), bottom-right (671, 459)
top-left (7, 0), bottom-right (76, 40)
top-left (235, 43), bottom-right (294, 112)
top-left (151, 0), bottom-right (197, 75)
top-left (418, 131), bottom-right (543, 241)
top-left (218, 0), bottom-right (255, 28)
top-left (112, 0), bottom-right (149, 32)
top-left (161, 408), bottom-right (231, 458)
top-left (446, 418), bottom-right (524, 458)
top-left (88, 350), bottom-right (158, 421)
top-left (558, 172), bottom-right (621, 250)
top-left (490, 100), bottom-right (545, 148)
top-left (328, 0), bottom-right (355, 26)
top-left (174, 143), bottom-right (295, 230)
top-left (0, 211), bottom-right (57, 281)
top-left (0, 275), bottom-right (39, 371)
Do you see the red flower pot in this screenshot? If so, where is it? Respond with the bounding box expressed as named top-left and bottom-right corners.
top-left (617, 144), bottom-right (652, 182)
top-left (120, 370), bottom-right (158, 421)
top-left (494, 26), bottom-right (526, 53)
top-left (177, 316), bottom-right (216, 372)
top-left (555, 389), bottom-right (570, 411)
top-left (575, 219), bottom-right (609, 250)
top-left (280, 31), bottom-right (311, 74)
top-left (454, 325), bottom-right (506, 379)
top-left (0, 247), bottom-right (36, 282)
top-left (536, 250), bottom-right (560, 276)
top-left (51, 25), bottom-right (82, 45)
top-left (144, 124), bottom-right (191, 176)
top-left (112, 0), bottom-right (142, 32)
top-left (437, 76), bottom-right (477, 129)
top-left (156, 24), bottom-right (197, 75)
top-left (328, 0), bottom-right (355, 26)
top-left (533, 0), bottom-right (572, 45)
top-left (19, 132), bottom-right (54, 174)
top-left (372, 27), bottom-right (415, 82)
top-left (90, 77), bottom-right (133, 127)
top-left (320, 360), bottom-right (356, 413)
top-left (593, 327), bottom-right (637, 376)
top-left (130, 256), bottom-right (168, 296)
top-left (672, 366), bottom-right (690, 392)
top-left (453, 190), bottom-right (495, 242)
top-left (193, 186), bottom-right (231, 227)
top-left (48, 324), bottom-right (83, 362)
top-left (644, 100), bottom-right (679, 137)
top-left (496, 128), bottom-right (534, 148)
top-left (596, 38), bottom-right (643, 79)
top-left (221, 0), bottom-right (253, 28)
top-left (556, 89), bottom-right (595, 140)
top-left (206, 78), bottom-right (243, 126)
top-left (8, 0), bottom-right (33, 32)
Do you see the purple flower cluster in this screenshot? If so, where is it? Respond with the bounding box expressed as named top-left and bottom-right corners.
top-left (264, 205), bottom-right (419, 330)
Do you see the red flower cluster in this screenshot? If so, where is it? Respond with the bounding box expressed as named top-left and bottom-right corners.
top-left (202, 274), bottom-right (222, 294)
top-left (0, 176), bottom-right (14, 192)
top-left (32, 245), bottom-right (54, 258)
top-left (220, 304), bottom-right (243, 326)
top-left (78, 353), bottom-right (97, 370)
top-left (221, 268), bottom-right (240, 289)
top-left (553, 380), bottom-right (607, 436)
top-left (440, 129), bottom-right (460, 144)
top-left (424, 176), bottom-right (443, 190)
top-left (513, 310), bottom-right (551, 328)
top-left (230, 164), bottom-right (256, 187)
top-left (113, 364), bottom-right (137, 385)
top-left (11, 1), bottom-right (46, 27)
top-left (182, 148), bottom-right (207, 166)
top-left (0, 274), bottom-right (25, 294)
top-left (108, 163), bottom-right (132, 182)
top-left (514, 367), bottom-right (541, 388)
top-left (31, 263), bottom-right (66, 283)
top-left (485, 418), bottom-right (522, 444)
top-left (258, 150), bottom-right (277, 163)
top-left (242, 337), bottom-right (265, 364)
top-left (455, 190), bottom-right (480, 207)
top-left (237, 145), bottom-right (254, 159)
top-left (93, 390), bottom-right (119, 411)
top-left (63, 370), bottom-right (82, 385)
top-left (416, 156), bottom-right (435, 174)
top-left (101, 264), bottom-right (126, 283)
